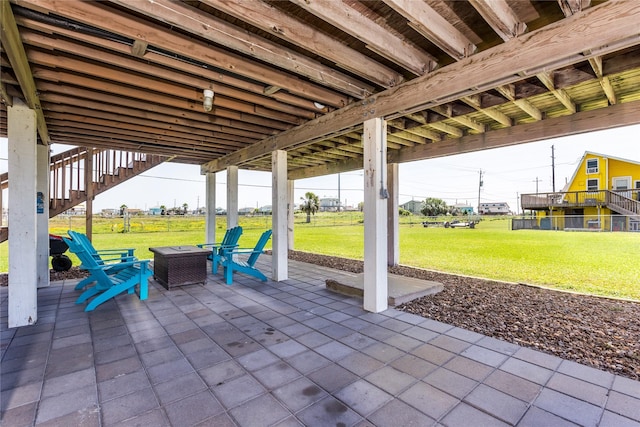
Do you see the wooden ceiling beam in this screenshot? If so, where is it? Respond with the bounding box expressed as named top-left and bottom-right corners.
top-left (290, 0), bottom-right (436, 76)
top-left (383, 0), bottom-right (476, 60)
top-left (536, 71), bottom-right (576, 113)
top-left (391, 100), bottom-right (640, 164)
top-left (44, 111), bottom-right (254, 148)
top-left (202, 0), bottom-right (402, 89)
top-left (33, 68), bottom-right (296, 129)
top-left (588, 57), bottom-right (617, 105)
top-left (48, 121), bottom-right (240, 154)
top-left (109, 0), bottom-right (373, 99)
top-left (40, 95), bottom-right (269, 141)
top-left (428, 122), bottom-right (464, 138)
top-left (18, 17), bottom-right (324, 113)
top-left (18, 26), bottom-right (323, 115)
top-left (558, 0), bottom-right (591, 17)
top-left (0, 0), bottom-right (48, 142)
top-left (430, 105), bottom-right (486, 133)
top-left (15, 0), bottom-right (348, 107)
top-left (203, 1), bottom-right (640, 173)
top-left (37, 83), bottom-right (281, 135)
top-left (469, 0), bottom-right (527, 42)
top-left (495, 85), bottom-right (543, 121)
top-left (461, 96), bottom-right (512, 127)
top-left (26, 50), bottom-right (309, 124)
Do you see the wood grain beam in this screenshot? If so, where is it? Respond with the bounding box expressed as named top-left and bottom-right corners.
top-left (202, 0), bottom-right (402, 89)
top-left (16, 16), bottom-right (318, 112)
top-left (431, 105), bottom-right (486, 133)
top-left (383, 0), bottom-right (476, 60)
top-left (202, 1), bottom-right (640, 173)
top-left (589, 56), bottom-right (617, 105)
top-left (0, 0), bottom-right (48, 142)
top-left (468, 0), bottom-right (527, 42)
top-left (15, 0), bottom-right (348, 107)
top-left (290, 0), bottom-right (436, 76)
top-left (109, 0), bottom-right (373, 99)
top-left (558, 0), bottom-right (591, 17)
top-left (536, 71), bottom-right (576, 113)
top-left (390, 100), bottom-right (640, 164)
top-left (495, 85), bottom-right (543, 121)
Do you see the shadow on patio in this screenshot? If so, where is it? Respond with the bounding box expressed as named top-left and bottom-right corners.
top-left (1, 256), bottom-right (639, 426)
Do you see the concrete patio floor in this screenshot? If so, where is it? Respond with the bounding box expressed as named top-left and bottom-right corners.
top-left (1, 256), bottom-right (639, 426)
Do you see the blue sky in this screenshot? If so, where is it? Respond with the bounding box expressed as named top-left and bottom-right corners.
top-left (1, 123), bottom-right (639, 214)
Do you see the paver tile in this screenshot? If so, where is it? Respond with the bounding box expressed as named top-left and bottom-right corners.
top-left (399, 382), bottom-right (459, 420)
top-left (606, 391), bottom-right (640, 421)
top-left (546, 372), bottom-right (609, 406)
top-left (335, 380), bottom-right (393, 417)
top-left (272, 377), bottom-right (328, 412)
top-left (442, 402), bottom-right (510, 427)
top-left (365, 366), bottom-right (417, 396)
top-left (164, 390), bottom-right (224, 426)
top-left (599, 410), bottom-right (640, 427)
top-left (464, 384), bottom-right (528, 425)
top-left (534, 388), bottom-right (603, 427)
top-left (424, 367), bottom-right (478, 399)
top-left (308, 363), bottom-right (359, 393)
top-left (517, 406), bottom-right (580, 427)
top-left (296, 396), bottom-right (362, 427)
top-left (368, 399), bottom-right (436, 427)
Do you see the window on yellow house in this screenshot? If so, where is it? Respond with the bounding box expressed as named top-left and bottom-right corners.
top-left (586, 178), bottom-right (599, 191)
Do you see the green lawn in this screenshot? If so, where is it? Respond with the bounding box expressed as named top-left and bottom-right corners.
top-left (1, 214), bottom-right (638, 300)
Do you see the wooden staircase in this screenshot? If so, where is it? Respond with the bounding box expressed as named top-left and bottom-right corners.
top-left (606, 190), bottom-right (640, 221)
top-left (1, 147), bottom-right (166, 242)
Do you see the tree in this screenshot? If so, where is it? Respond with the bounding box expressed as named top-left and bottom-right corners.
top-left (160, 204), bottom-right (167, 215)
top-left (300, 192), bottom-right (320, 223)
top-left (182, 202), bottom-right (189, 214)
top-left (421, 198), bottom-right (449, 217)
top-left (357, 201), bottom-right (364, 212)
top-left (119, 204), bottom-right (128, 216)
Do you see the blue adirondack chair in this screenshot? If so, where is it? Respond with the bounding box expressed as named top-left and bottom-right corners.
top-left (198, 226), bottom-right (243, 274)
top-left (63, 235), bottom-right (151, 311)
top-left (67, 230), bottom-right (136, 290)
top-left (221, 229), bottom-right (272, 285)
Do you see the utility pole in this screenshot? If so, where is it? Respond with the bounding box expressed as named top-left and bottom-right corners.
top-left (535, 177), bottom-right (540, 194)
top-left (551, 145), bottom-right (556, 193)
top-left (477, 169), bottom-right (483, 214)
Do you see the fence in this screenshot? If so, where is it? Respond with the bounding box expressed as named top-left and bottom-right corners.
top-left (511, 214), bottom-right (640, 232)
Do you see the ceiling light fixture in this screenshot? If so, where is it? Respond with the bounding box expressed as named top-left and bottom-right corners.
top-left (203, 89), bottom-right (214, 112)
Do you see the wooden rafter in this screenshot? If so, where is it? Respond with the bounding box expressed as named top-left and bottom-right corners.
top-left (536, 72), bottom-right (576, 113)
top-left (109, 0), bottom-right (373, 99)
top-left (0, 0), bottom-right (48, 142)
top-left (16, 0), bottom-right (348, 107)
top-left (290, 0), bottom-right (436, 76)
top-left (468, 0), bottom-right (527, 42)
top-left (383, 0), bottom-right (476, 60)
top-left (430, 105), bottom-right (486, 133)
top-left (202, 0), bottom-right (640, 173)
top-left (589, 56), bottom-right (617, 105)
top-left (495, 85), bottom-right (543, 121)
top-left (558, 0), bottom-right (591, 17)
top-left (201, 0), bottom-right (402, 89)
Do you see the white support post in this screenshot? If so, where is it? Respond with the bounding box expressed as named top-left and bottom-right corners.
top-left (36, 144), bottom-right (50, 289)
top-left (363, 117), bottom-right (388, 313)
top-left (227, 166), bottom-right (238, 228)
top-left (8, 99), bottom-right (39, 327)
top-left (287, 179), bottom-right (295, 250)
top-left (387, 163), bottom-right (399, 266)
top-left (205, 172), bottom-right (216, 243)
top-left (272, 150), bottom-right (288, 281)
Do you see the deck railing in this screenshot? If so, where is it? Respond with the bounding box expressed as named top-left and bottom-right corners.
top-left (521, 189), bottom-right (640, 211)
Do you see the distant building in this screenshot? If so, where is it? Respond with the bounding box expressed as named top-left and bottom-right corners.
top-left (148, 206), bottom-right (163, 215)
top-left (101, 208), bottom-right (119, 217)
top-left (258, 205), bottom-right (272, 215)
top-left (239, 207), bottom-right (254, 215)
top-left (319, 197), bottom-right (340, 212)
top-left (479, 202), bottom-right (510, 215)
top-left (400, 200), bottom-right (423, 215)
top-left (453, 204), bottom-right (475, 215)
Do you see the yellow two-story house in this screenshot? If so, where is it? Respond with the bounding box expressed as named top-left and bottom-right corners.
top-left (521, 152), bottom-right (640, 231)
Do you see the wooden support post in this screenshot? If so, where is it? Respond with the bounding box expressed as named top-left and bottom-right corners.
top-left (387, 163), bottom-right (399, 266)
top-left (85, 149), bottom-right (94, 241)
top-left (272, 150), bottom-right (288, 281)
top-left (363, 117), bottom-right (388, 313)
top-left (287, 180), bottom-right (295, 250)
top-left (205, 172), bottom-right (216, 243)
top-left (227, 166), bottom-right (238, 228)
